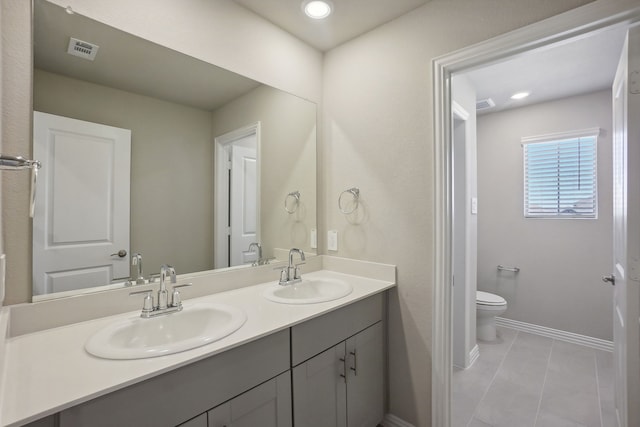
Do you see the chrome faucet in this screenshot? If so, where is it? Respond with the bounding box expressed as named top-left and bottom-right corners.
top-left (278, 248), bottom-right (305, 285)
top-left (132, 253), bottom-right (145, 285)
top-left (130, 264), bottom-right (191, 318)
top-left (248, 242), bottom-right (263, 266)
top-left (158, 264), bottom-right (176, 309)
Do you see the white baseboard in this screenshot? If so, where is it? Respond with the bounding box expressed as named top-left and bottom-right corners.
top-left (495, 317), bottom-right (613, 352)
top-left (469, 344), bottom-right (480, 367)
top-left (453, 344), bottom-right (480, 370)
top-left (383, 413), bottom-right (415, 427)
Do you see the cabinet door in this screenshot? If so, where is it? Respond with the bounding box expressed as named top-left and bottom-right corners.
top-left (292, 343), bottom-right (347, 427)
top-left (346, 322), bottom-right (384, 427)
top-left (178, 413), bottom-right (207, 427)
top-left (208, 371), bottom-right (292, 427)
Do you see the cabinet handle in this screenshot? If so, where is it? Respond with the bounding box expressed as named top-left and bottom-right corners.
top-left (350, 350), bottom-right (358, 376)
top-left (339, 357), bottom-right (347, 383)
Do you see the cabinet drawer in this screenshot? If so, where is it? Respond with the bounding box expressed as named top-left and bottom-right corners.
top-left (59, 330), bottom-right (290, 427)
top-left (291, 294), bottom-right (383, 366)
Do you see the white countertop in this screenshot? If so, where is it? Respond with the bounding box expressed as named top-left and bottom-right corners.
top-left (0, 269), bottom-right (394, 427)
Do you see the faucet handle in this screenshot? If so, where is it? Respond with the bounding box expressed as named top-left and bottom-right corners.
top-left (171, 283), bottom-right (192, 307)
top-left (129, 289), bottom-right (154, 316)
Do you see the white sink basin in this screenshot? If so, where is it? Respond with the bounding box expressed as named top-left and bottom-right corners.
top-left (85, 303), bottom-right (247, 359)
top-left (263, 278), bottom-right (353, 304)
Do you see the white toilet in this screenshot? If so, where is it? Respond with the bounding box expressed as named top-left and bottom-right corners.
top-left (476, 291), bottom-right (507, 341)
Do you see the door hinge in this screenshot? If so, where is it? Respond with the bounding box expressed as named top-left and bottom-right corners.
top-left (630, 256), bottom-right (640, 282)
top-left (226, 160), bottom-right (232, 170)
top-left (630, 70), bottom-right (640, 95)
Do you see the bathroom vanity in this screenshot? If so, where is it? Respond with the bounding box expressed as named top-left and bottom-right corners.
top-left (0, 257), bottom-right (395, 427)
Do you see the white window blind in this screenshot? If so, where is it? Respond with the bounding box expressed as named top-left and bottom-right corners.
top-left (523, 130), bottom-right (598, 218)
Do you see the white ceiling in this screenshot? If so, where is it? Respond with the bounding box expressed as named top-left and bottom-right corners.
top-left (463, 25), bottom-right (628, 114)
top-left (232, 0), bottom-right (430, 51)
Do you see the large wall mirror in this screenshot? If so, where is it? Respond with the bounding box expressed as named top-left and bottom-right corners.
top-left (31, 0), bottom-right (317, 300)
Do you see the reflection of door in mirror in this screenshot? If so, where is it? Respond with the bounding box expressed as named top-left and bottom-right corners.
top-left (32, 112), bottom-right (131, 296)
top-left (214, 123), bottom-right (261, 268)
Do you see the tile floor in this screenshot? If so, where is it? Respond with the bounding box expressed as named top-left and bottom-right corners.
top-left (452, 327), bottom-right (615, 427)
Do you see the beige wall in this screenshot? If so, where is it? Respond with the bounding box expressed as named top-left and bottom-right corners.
top-left (1, 0), bottom-right (32, 305)
top-left (477, 90), bottom-right (613, 341)
top-left (322, 0), bottom-right (594, 424)
top-left (211, 85), bottom-right (317, 259)
top-left (34, 69), bottom-right (215, 277)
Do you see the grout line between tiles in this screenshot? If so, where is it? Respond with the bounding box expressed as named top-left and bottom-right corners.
top-left (594, 348), bottom-right (604, 427)
top-left (466, 330), bottom-right (520, 427)
top-left (533, 338), bottom-right (554, 427)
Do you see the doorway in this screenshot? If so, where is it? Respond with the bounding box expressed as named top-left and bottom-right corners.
top-left (432, 4), bottom-right (640, 426)
top-left (214, 122), bottom-right (261, 269)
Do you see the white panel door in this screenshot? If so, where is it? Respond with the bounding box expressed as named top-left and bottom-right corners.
top-left (230, 141), bottom-right (258, 266)
top-left (611, 25), bottom-right (640, 427)
top-left (33, 112), bottom-right (131, 295)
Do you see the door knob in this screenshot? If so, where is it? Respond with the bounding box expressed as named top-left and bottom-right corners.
top-left (602, 274), bottom-right (615, 286)
top-left (110, 249), bottom-right (127, 258)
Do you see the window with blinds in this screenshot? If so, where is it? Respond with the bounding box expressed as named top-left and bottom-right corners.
top-left (523, 129), bottom-right (598, 218)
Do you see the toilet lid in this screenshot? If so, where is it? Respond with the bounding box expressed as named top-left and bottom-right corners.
top-left (477, 291), bottom-right (506, 306)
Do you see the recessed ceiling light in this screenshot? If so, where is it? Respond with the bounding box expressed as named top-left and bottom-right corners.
top-left (511, 91), bottom-right (530, 100)
top-left (303, 1), bottom-right (332, 19)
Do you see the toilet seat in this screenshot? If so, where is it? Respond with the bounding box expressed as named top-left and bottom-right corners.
top-left (476, 291), bottom-right (506, 306)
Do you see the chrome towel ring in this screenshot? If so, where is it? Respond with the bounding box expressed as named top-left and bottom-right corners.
top-left (0, 154), bottom-right (41, 218)
top-left (284, 191), bottom-right (300, 214)
top-left (338, 187), bottom-right (360, 214)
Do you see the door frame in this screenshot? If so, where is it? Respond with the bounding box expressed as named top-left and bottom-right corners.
top-left (432, 3), bottom-right (640, 426)
top-left (213, 122), bottom-right (261, 269)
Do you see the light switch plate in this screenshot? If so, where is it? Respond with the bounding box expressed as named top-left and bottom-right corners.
top-left (327, 230), bottom-right (338, 251)
top-left (471, 197), bottom-right (478, 215)
top-left (310, 229), bottom-right (317, 249)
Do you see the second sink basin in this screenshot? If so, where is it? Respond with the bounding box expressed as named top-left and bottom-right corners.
top-left (85, 303), bottom-right (247, 360)
top-left (263, 278), bottom-right (353, 304)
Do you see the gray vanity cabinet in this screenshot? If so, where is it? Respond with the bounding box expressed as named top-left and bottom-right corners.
top-left (207, 371), bottom-right (292, 427)
top-left (58, 330), bottom-right (290, 427)
top-left (291, 295), bottom-right (384, 427)
top-left (26, 293), bottom-right (387, 427)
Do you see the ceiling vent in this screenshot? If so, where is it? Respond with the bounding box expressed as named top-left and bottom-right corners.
top-left (476, 98), bottom-right (495, 111)
top-left (67, 37), bottom-right (99, 61)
